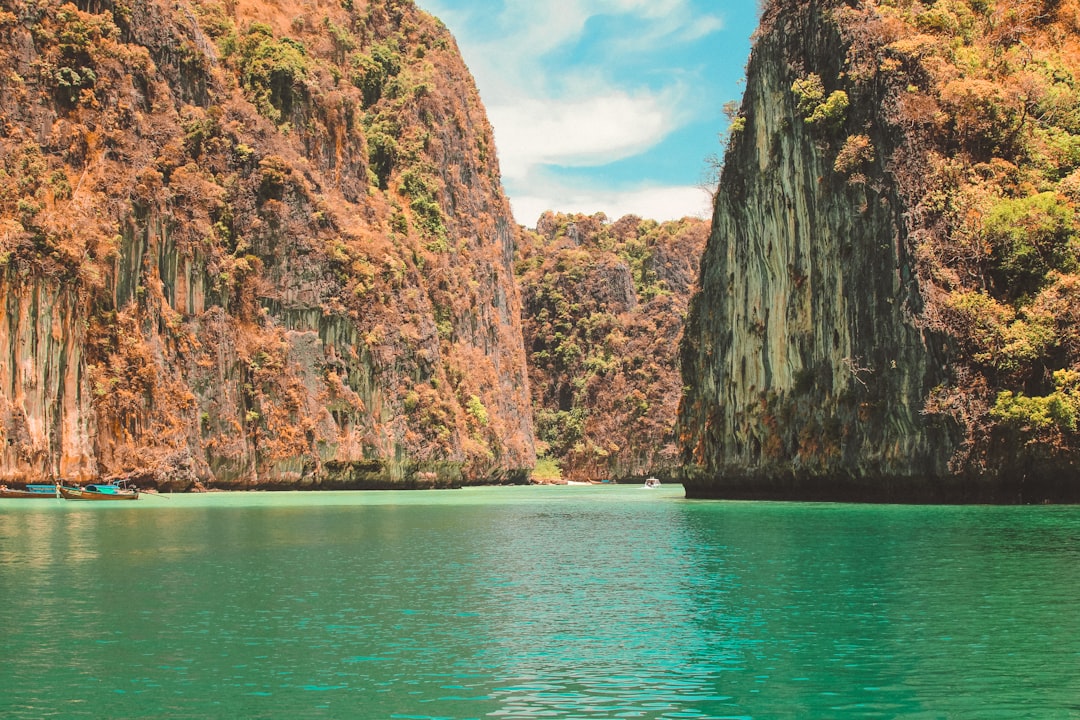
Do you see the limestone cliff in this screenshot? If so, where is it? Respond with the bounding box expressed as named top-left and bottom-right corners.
top-left (679, 0), bottom-right (1080, 502)
top-left (517, 212), bottom-right (707, 482)
top-left (0, 0), bottom-right (534, 488)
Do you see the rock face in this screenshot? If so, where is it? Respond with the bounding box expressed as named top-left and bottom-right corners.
top-left (0, 0), bottom-right (534, 488)
top-left (518, 212), bottom-right (707, 482)
top-left (678, 0), bottom-right (1080, 502)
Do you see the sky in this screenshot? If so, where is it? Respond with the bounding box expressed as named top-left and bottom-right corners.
top-left (414, 0), bottom-right (762, 227)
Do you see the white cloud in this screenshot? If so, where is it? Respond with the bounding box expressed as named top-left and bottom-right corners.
top-left (510, 182), bottom-right (712, 227)
top-left (681, 14), bottom-right (726, 41)
top-left (489, 92), bottom-right (676, 181)
top-left (429, 0), bottom-right (715, 106)
top-left (418, 0), bottom-right (727, 226)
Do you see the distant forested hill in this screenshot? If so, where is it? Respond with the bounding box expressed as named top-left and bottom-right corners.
top-left (517, 212), bottom-right (707, 482)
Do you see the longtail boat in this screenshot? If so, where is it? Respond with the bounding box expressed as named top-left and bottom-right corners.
top-left (0, 483), bottom-right (60, 499)
top-left (58, 482), bottom-right (140, 501)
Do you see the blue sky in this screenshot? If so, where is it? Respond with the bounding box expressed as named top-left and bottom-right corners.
top-left (414, 0), bottom-right (761, 226)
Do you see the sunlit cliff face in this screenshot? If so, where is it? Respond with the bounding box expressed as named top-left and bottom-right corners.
top-left (0, 0), bottom-right (534, 488)
top-left (516, 211), bottom-right (708, 482)
top-left (678, 0), bottom-right (1080, 502)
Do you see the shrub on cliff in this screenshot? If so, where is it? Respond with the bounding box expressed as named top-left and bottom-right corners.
top-left (985, 192), bottom-right (1080, 299)
top-left (792, 73), bottom-right (849, 131)
top-left (233, 23), bottom-right (311, 123)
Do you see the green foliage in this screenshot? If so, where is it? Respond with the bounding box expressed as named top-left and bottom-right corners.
top-left (53, 65), bottom-right (96, 103)
top-left (49, 169), bottom-right (72, 200)
top-left (1030, 125), bottom-right (1080, 182)
top-left (941, 290), bottom-right (1056, 373)
top-left (390, 207), bottom-right (409, 235)
top-left (992, 370), bottom-right (1080, 433)
top-left (940, 78), bottom-right (1024, 157)
top-left (531, 455), bottom-right (562, 482)
top-left (323, 17), bottom-right (356, 62)
top-left (41, 4), bottom-right (113, 105)
top-left (365, 130), bottom-right (399, 189)
top-left (17, 143), bottom-right (46, 193)
top-left (792, 73), bottom-right (848, 130)
top-left (350, 39), bottom-right (402, 107)
top-left (257, 155), bottom-right (292, 200)
top-left (193, 2), bottom-right (235, 41)
top-left (361, 107), bottom-right (406, 189)
top-left (809, 90), bottom-right (849, 128)
top-left (997, 316), bottom-right (1056, 375)
top-left (619, 234), bottom-right (668, 302)
top-left (55, 3), bottom-right (111, 65)
top-left (235, 23), bottom-right (311, 122)
top-left (17, 198), bottom-right (41, 221)
top-left (985, 192), bottom-right (1080, 299)
top-left (534, 407), bottom-right (587, 457)
top-left (399, 168), bottom-right (447, 245)
top-left (432, 300), bottom-right (453, 338)
top-left (465, 395), bottom-right (489, 427)
top-left (182, 111), bottom-right (220, 157)
top-left (913, 0), bottom-right (977, 41)
top-left (233, 143), bottom-right (254, 163)
top-left (1031, 62), bottom-right (1080, 135)
top-left (792, 73), bottom-right (825, 115)
top-left (554, 338), bottom-right (582, 366)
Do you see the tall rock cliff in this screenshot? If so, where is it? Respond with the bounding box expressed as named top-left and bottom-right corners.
top-left (679, 0), bottom-right (1080, 502)
top-left (517, 212), bottom-right (707, 482)
top-left (0, 0), bottom-right (534, 488)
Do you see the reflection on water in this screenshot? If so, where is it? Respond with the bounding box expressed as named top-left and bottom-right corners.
top-left (1, 486), bottom-right (1078, 719)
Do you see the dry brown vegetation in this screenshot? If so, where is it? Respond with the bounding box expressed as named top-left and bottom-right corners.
top-left (0, 0), bottom-right (533, 487)
top-left (823, 0), bottom-right (1080, 471)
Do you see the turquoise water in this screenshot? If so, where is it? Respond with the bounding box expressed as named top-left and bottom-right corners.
top-left (1, 485), bottom-right (1078, 719)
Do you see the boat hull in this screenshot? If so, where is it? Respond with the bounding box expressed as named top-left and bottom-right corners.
top-left (58, 486), bottom-right (139, 501)
top-left (0, 485), bottom-right (59, 499)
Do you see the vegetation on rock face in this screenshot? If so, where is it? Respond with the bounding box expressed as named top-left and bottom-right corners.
top-left (0, 0), bottom-right (533, 488)
top-left (681, 0), bottom-right (1080, 498)
top-left (837, 0), bottom-right (1080, 473)
top-left (517, 211), bottom-right (707, 482)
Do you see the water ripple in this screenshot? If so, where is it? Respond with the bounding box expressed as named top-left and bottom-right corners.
top-left (1, 487), bottom-right (1078, 718)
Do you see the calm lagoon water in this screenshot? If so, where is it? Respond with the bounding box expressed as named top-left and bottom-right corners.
top-left (1, 484), bottom-right (1078, 719)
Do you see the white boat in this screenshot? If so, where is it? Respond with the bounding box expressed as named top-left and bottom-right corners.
top-left (643, 477), bottom-right (661, 489)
